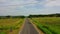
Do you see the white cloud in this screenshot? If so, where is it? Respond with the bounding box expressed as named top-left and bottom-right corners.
top-left (44, 0), bottom-right (60, 7)
top-left (0, 0), bottom-right (38, 6)
top-left (0, 0), bottom-right (60, 16)
top-left (0, 0), bottom-right (38, 12)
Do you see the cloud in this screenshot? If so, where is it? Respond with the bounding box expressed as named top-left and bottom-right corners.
top-left (0, 0), bottom-right (38, 6)
top-left (0, 0), bottom-right (39, 12)
top-left (0, 0), bottom-right (60, 16)
top-left (44, 0), bottom-right (60, 7)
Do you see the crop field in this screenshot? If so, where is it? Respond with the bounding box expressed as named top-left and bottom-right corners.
top-left (0, 18), bottom-right (24, 34)
top-left (31, 17), bottom-right (60, 34)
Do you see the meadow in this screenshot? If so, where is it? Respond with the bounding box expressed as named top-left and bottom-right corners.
top-left (0, 18), bottom-right (24, 34)
top-left (31, 17), bottom-right (60, 34)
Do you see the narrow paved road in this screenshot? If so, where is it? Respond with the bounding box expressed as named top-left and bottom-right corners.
top-left (20, 18), bottom-right (39, 34)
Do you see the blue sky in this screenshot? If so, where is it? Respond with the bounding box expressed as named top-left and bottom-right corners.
top-left (0, 0), bottom-right (60, 16)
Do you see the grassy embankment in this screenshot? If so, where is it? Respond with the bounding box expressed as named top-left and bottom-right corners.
top-left (31, 17), bottom-right (60, 34)
top-left (0, 18), bottom-right (24, 34)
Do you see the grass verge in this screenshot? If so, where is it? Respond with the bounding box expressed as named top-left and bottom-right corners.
top-left (32, 19), bottom-right (56, 34)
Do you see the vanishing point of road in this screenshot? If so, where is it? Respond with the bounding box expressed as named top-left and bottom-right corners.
top-left (20, 18), bottom-right (39, 34)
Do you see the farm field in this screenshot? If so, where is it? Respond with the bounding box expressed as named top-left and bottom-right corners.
top-left (0, 18), bottom-right (24, 34)
top-left (31, 17), bottom-right (60, 34)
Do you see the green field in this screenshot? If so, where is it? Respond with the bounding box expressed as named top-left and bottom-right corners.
top-left (0, 18), bottom-right (24, 34)
top-left (31, 17), bottom-right (60, 34)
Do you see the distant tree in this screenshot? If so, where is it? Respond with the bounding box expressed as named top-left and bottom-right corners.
top-left (6, 15), bottom-right (11, 18)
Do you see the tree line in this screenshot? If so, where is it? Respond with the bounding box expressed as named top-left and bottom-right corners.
top-left (0, 16), bottom-right (25, 19)
top-left (28, 13), bottom-right (60, 18)
top-left (0, 13), bottom-right (60, 18)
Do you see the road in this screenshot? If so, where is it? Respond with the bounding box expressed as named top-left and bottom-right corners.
top-left (20, 18), bottom-right (39, 34)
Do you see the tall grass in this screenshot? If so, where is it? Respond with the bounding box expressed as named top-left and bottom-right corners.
top-left (31, 17), bottom-right (60, 34)
top-left (0, 18), bottom-right (24, 34)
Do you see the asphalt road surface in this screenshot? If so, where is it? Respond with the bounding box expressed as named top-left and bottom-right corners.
top-left (20, 18), bottom-right (39, 34)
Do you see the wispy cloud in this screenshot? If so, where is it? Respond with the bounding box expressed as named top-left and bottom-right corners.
top-left (0, 0), bottom-right (60, 16)
top-left (44, 0), bottom-right (60, 7)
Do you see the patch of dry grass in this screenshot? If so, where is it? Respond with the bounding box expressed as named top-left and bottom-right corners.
top-left (0, 18), bottom-right (24, 34)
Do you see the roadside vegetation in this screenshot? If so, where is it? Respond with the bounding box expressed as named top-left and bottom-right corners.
top-left (0, 16), bottom-right (25, 34)
top-left (31, 17), bottom-right (60, 34)
top-left (29, 13), bottom-right (60, 34)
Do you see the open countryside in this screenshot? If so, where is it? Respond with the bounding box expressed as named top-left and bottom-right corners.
top-left (0, 14), bottom-right (60, 34)
top-left (0, 0), bottom-right (60, 34)
top-left (0, 17), bottom-right (24, 34)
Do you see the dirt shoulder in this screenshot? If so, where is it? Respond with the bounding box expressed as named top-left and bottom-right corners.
top-left (29, 18), bottom-right (44, 34)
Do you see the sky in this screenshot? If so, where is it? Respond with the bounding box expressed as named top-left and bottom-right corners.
top-left (0, 0), bottom-right (60, 16)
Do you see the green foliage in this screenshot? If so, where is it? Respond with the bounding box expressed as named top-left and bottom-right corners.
top-left (28, 13), bottom-right (60, 18)
top-left (0, 32), bottom-right (6, 34)
top-left (32, 19), bottom-right (52, 34)
top-left (31, 17), bottom-right (60, 34)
